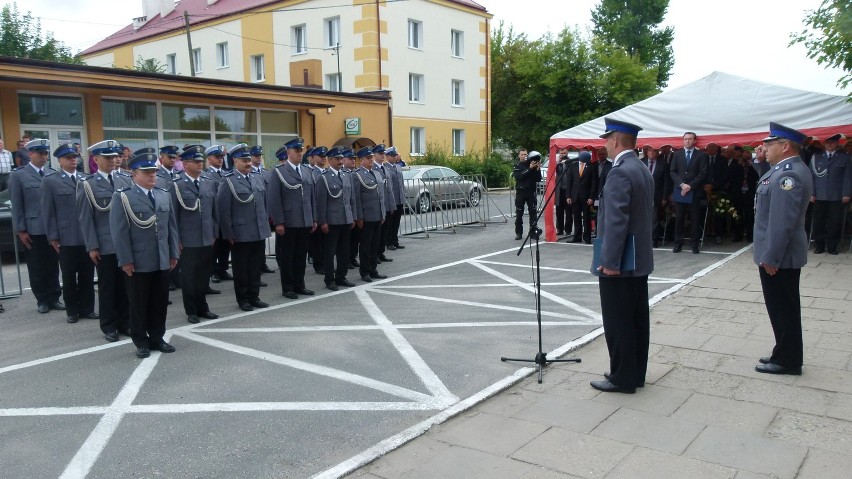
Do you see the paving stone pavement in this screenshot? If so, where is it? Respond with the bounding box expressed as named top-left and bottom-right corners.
top-left (348, 250), bottom-right (852, 479)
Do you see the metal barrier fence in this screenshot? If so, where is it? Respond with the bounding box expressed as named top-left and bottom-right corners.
top-left (0, 205), bottom-right (24, 299)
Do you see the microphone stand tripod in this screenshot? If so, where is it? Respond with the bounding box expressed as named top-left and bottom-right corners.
top-left (501, 159), bottom-right (581, 383)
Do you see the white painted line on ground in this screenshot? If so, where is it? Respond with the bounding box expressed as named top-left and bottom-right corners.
top-left (370, 289), bottom-right (596, 323)
top-left (176, 331), bottom-right (436, 404)
top-left (0, 406), bottom-right (108, 417)
top-left (0, 340), bottom-right (129, 376)
top-left (470, 260), bottom-right (602, 321)
top-left (477, 259), bottom-right (593, 274)
top-left (194, 321), bottom-right (587, 334)
top-left (356, 290), bottom-right (458, 406)
top-left (59, 351), bottom-right (163, 479)
top-left (127, 401), bottom-right (436, 413)
top-left (311, 366), bottom-right (535, 479)
top-left (649, 244), bottom-right (752, 306)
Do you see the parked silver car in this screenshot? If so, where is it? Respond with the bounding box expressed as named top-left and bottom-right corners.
top-left (401, 166), bottom-right (484, 214)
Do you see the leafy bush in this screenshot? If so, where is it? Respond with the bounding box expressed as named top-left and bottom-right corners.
top-left (408, 143), bottom-right (514, 188)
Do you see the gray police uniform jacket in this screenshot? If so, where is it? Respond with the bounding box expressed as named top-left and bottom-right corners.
top-left (41, 170), bottom-right (85, 246)
top-left (591, 151), bottom-right (655, 277)
top-left (113, 171), bottom-right (133, 190)
top-left (76, 173), bottom-right (118, 255)
top-left (9, 164), bottom-right (53, 235)
top-left (353, 167), bottom-right (386, 222)
top-left (156, 167), bottom-right (177, 191)
top-left (316, 168), bottom-right (356, 226)
top-left (267, 163), bottom-right (315, 228)
top-left (810, 150), bottom-right (852, 201)
top-left (386, 162), bottom-right (405, 207)
top-left (109, 185), bottom-right (179, 272)
top-left (216, 172), bottom-right (270, 243)
top-left (753, 156), bottom-right (813, 269)
top-left (171, 173), bottom-right (217, 248)
top-left (372, 163), bottom-right (396, 212)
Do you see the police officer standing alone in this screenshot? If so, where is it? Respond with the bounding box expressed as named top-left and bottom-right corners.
top-left (42, 142), bottom-right (96, 323)
top-left (217, 145), bottom-right (271, 311)
top-left (753, 123), bottom-right (813, 375)
top-left (316, 146), bottom-right (357, 290)
top-left (172, 145), bottom-right (220, 323)
top-left (9, 139), bottom-right (63, 314)
top-left (513, 149), bottom-right (542, 240)
top-left (590, 118), bottom-right (654, 394)
top-left (110, 151), bottom-right (179, 358)
top-left (77, 140), bottom-right (129, 342)
top-left (810, 133), bottom-right (852, 254)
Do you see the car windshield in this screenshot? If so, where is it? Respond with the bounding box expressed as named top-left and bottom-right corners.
top-left (402, 169), bottom-right (420, 180)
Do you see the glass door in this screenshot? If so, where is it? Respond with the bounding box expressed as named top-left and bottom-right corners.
top-left (21, 128), bottom-right (85, 172)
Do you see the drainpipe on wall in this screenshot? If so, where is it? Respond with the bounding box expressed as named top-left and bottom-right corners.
top-left (306, 109), bottom-right (317, 147)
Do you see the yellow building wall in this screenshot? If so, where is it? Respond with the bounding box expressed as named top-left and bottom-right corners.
top-left (112, 45), bottom-right (135, 69)
top-left (392, 117), bottom-right (488, 160)
top-left (241, 12), bottom-right (276, 84)
top-left (0, 87), bottom-right (20, 142)
top-left (353, 2), bottom-right (388, 91)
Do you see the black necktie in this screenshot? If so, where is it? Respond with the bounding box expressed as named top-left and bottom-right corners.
top-left (108, 174), bottom-right (114, 188)
top-left (38, 169), bottom-right (44, 177)
top-left (686, 150), bottom-right (692, 164)
top-left (71, 175), bottom-right (76, 184)
top-left (194, 179), bottom-right (199, 189)
top-left (148, 190), bottom-right (156, 209)
top-left (295, 166), bottom-right (302, 179)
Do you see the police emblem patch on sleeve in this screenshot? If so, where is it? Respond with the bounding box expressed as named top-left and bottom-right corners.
top-left (779, 177), bottom-right (794, 190)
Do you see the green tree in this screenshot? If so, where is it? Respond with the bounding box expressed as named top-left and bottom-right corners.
top-left (790, 0), bottom-right (852, 95)
top-left (590, 0), bottom-right (674, 88)
top-left (0, 2), bottom-right (82, 64)
top-left (132, 55), bottom-right (167, 73)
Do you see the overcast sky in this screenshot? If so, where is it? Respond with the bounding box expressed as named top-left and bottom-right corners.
top-left (6, 0), bottom-right (847, 96)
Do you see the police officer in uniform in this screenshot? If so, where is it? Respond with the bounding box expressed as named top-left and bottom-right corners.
top-left (205, 145), bottom-right (233, 283)
top-left (307, 146), bottom-right (328, 274)
top-left (42, 142), bottom-right (96, 323)
top-left (343, 148), bottom-right (362, 268)
top-left (77, 140), bottom-right (129, 342)
top-left (110, 151), bottom-right (179, 358)
top-left (267, 138), bottom-right (317, 300)
top-left (216, 144), bottom-right (271, 311)
top-left (753, 123), bottom-right (814, 375)
top-left (810, 133), bottom-right (852, 254)
top-left (157, 145), bottom-right (181, 293)
top-left (512, 149), bottom-right (542, 240)
top-left (372, 144), bottom-right (397, 262)
top-left (172, 145), bottom-right (220, 323)
top-left (316, 146), bottom-right (357, 290)
top-left (353, 146), bottom-right (388, 282)
top-left (590, 118), bottom-right (654, 394)
top-left (9, 139), bottom-right (63, 313)
top-left (384, 147), bottom-right (406, 250)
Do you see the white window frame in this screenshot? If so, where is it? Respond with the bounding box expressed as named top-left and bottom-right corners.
top-left (408, 19), bottom-right (422, 49)
top-left (324, 16), bottom-right (340, 49)
top-left (451, 79), bottom-right (464, 107)
top-left (410, 127), bottom-right (425, 156)
top-left (325, 73), bottom-right (341, 92)
top-left (165, 53), bottom-right (176, 75)
top-left (452, 129), bottom-right (465, 156)
top-left (451, 29), bottom-right (464, 58)
top-left (250, 54), bottom-right (266, 82)
top-left (216, 42), bottom-right (229, 69)
top-left (192, 48), bottom-right (202, 74)
top-left (292, 24), bottom-right (307, 55)
top-left (409, 73), bottom-right (424, 103)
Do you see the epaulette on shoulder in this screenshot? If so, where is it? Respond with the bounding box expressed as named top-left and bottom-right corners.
top-left (116, 171), bottom-right (131, 177)
top-left (222, 171), bottom-right (234, 177)
top-left (116, 186), bottom-right (130, 192)
top-left (154, 186), bottom-right (168, 191)
top-left (200, 174), bottom-right (211, 180)
top-left (44, 170), bottom-right (58, 177)
top-left (784, 163), bottom-right (793, 170)
top-left (173, 176), bottom-right (182, 182)
top-left (12, 166), bottom-right (23, 171)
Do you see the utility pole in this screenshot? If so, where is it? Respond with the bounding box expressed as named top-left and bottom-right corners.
top-left (335, 42), bottom-right (341, 91)
top-left (184, 10), bottom-right (195, 77)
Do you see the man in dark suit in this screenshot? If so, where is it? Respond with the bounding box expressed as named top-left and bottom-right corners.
top-left (8, 139), bottom-right (63, 314)
top-left (753, 123), bottom-right (813, 375)
top-left (644, 146), bottom-right (668, 247)
top-left (704, 143), bottom-right (728, 244)
top-left (591, 118), bottom-right (655, 394)
top-left (553, 148), bottom-right (572, 236)
top-left (565, 151), bottom-right (598, 243)
top-left (669, 132), bottom-right (709, 253)
top-left (727, 155), bottom-right (759, 242)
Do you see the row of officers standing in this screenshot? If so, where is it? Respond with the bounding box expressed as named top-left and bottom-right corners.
top-left (10, 138), bottom-right (407, 359)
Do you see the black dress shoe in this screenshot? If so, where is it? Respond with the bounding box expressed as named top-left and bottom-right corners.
top-left (219, 271), bottom-right (234, 280)
top-left (104, 331), bottom-right (120, 342)
top-left (250, 299), bottom-right (269, 308)
top-left (590, 379), bottom-right (635, 394)
top-left (568, 237), bottom-right (582, 243)
top-left (653, 240), bottom-right (660, 248)
top-left (257, 281), bottom-right (268, 287)
top-left (348, 263), bottom-right (355, 269)
top-left (152, 341), bottom-right (176, 353)
top-left (67, 315), bottom-right (78, 324)
top-left (326, 283), bottom-right (339, 291)
top-left (692, 246), bottom-right (700, 254)
top-left (167, 299), bottom-right (173, 305)
top-left (514, 234), bottom-right (522, 240)
top-left (370, 272), bottom-right (388, 279)
top-left (814, 247), bottom-right (825, 254)
top-left (314, 269), bottom-right (325, 275)
top-left (187, 315), bottom-right (200, 324)
top-left (755, 363), bottom-right (801, 375)
top-left (210, 275), bottom-right (222, 283)
top-left (605, 372), bottom-right (644, 387)
top-left (239, 303), bottom-right (254, 311)
top-left (168, 284), bottom-right (177, 291)
top-left (387, 245), bottom-right (397, 251)
top-left (38, 304), bottom-right (49, 314)
top-left (393, 244), bottom-right (405, 249)
top-left (351, 259), bottom-right (360, 267)
top-left (261, 265), bottom-right (276, 273)
top-left (50, 300), bottom-right (66, 311)
top-left (673, 244), bottom-right (682, 253)
top-left (282, 291), bottom-right (298, 299)
top-left (335, 279), bottom-right (356, 287)
top-left (361, 275), bottom-right (373, 282)
top-left (294, 288), bottom-right (314, 296)
top-left (199, 311), bottom-right (219, 319)
top-left (136, 347), bottom-right (150, 358)
top-left (205, 287), bottom-right (221, 295)
top-left (828, 249), bottom-right (839, 255)
top-left (759, 356), bottom-right (771, 364)
top-left (81, 312), bottom-right (99, 320)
